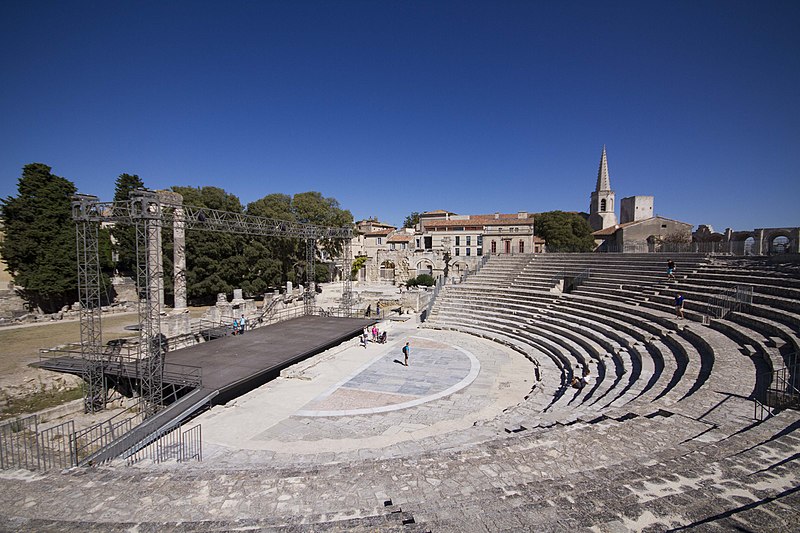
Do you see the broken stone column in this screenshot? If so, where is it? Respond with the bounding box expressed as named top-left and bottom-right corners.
top-left (173, 203), bottom-right (187, 310)
top-left (157, 190), bottom-right (186, 311)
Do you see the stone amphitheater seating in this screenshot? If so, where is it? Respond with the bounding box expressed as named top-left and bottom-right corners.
top-left (425, 253), bottom-right (800, 482)
top-left (430, 253), bottom-right (800, 413)
top-left (1, 253), bottom-right (798, 531)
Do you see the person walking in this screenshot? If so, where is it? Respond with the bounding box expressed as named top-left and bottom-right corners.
top-left (667, 259), bottom-right (676, 281)
top-left (402, 342), bottom-right (410, 366)
top-left (675, 293), bottom-right (685, 319)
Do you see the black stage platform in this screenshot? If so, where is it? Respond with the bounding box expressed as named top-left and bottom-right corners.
top-left (34, 315), bottom-right (375, 463)
top-left (37, 315), bottom-right (375, 405)
top-left (177, 314), bottom-right (374, 401)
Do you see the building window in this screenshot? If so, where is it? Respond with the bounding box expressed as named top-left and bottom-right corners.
top-left (466, 236), bottom-right (471, 246)
top-left (600, 199), bottom-right (607, 211)
top-left (455, 248), bottom-right (460, 256)
top-left (390, 243), bottom-right (395, 250)
top-left (491, 240), bottom-right (496, 254)
top-left (377, 237), bottom-right (382, 245)
top-left (416, 238), bottom-right (421, 249)
top-left (455, 236), bottom-right (460, 246)
top-left (519, 240), bottom-right (524, 253)
top-left (477, 235), bottom-right (483, 246)
top-left (477, 247), bottom-right (483, 256)
top-left (466, 248), bottom-right (471, 256)
top-left (401, 243), bottom-right (406, 250)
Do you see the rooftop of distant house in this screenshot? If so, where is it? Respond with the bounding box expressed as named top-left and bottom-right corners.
top-left (423, 212), bottom-right (535, 228)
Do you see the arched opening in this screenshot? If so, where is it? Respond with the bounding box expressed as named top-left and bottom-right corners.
top-left (743, 236), bottom-right (755, 255)
top-left (770, 235), bottom-right (790, 254)
top-left (600, 199), bottom-right (607, 211)
top-left (380, 260), bottom-right (395, 284)
top-left (416, 260), bottom-right (434, 278)
top-left (452, 261), bottom-right (468, 276)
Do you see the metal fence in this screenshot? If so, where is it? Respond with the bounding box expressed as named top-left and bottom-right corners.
top-left (548, 267), bottom-right (591, 292)
top-left (754, 358), bottom-right (800, 421)
top-left (707, 285), bottom-right (753, 319)
top-left (126, 423), bottom-right (202, 465)
top-left (72, 408), bottom-right (144, 465)
top-left (0, 415), bottom-right (77, 471)
top-left (586, 242), bottom-right (734, 254)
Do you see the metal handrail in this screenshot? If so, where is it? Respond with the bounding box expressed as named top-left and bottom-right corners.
top-left (754, 357), bottom-right (800, 421)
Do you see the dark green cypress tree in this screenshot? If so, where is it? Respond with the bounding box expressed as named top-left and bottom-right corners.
top-left (0, 163), bottom-right (78, 312)
top-left (110, 173), bottom-right (145, 276)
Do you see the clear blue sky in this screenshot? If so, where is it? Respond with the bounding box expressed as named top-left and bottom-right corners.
top-left (1, 1), bottom-right (798, 231)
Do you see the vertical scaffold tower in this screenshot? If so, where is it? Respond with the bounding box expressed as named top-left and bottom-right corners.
top-left (73, 195), bottom-right (105, 412)
top-left (131, 191), bottom-right (165, 417)
top-left (72, 192), bottom-right (355, 416)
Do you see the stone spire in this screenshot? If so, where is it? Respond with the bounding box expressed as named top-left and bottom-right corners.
top-left (588, 145), bottom-right (617, 231)
top-left (595, 145), bottom-right (611, 191)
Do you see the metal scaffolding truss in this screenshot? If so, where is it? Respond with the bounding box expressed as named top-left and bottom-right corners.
top-left (79, 197), bottom-right (353, 240)
top-left (73, 196), bottom-right (106, 412)
top-left (72, 191), bottom-right (354, 416)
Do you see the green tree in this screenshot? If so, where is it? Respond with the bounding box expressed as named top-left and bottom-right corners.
top-left (403, 211), bottom-right (420, 229)
top-left (246, 193), bottom-right (298, 290)
top-left (0, 164), bottom-right (78, 312)
top-left (110, 173), bottom-right (145, 276)
top-left (171, 186), bottom-right (246, 304)
top-left (534, 211), bottom-right (595, 252)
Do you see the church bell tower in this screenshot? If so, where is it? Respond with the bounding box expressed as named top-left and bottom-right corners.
top-left (589, 145), bottom-right (618, 231)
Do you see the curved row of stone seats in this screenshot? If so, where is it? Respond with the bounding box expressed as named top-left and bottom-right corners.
top-left (551, 287), bottom-right (766, 424)
top-left (431, 254), bottom-right (769, 426)
top-left (461, 254), bottom-right (531, 288)
top-left (511, 252), bottom-right (708, 292)
top-left (561, 257), bottom-right (800, 385)
top-left (408, 409), bottom-right (800, 532)
top-left (3, 396), bottom-right (795, 532)
top-left (504, 290), bottom-right (710, 411)
top-left (436, 281), bottom-right (707, 407)
top-left (544, 295), bottom-right (719, 414)
top-left (640, 286), bottom-right (800, 358)
top-left (429, 295), bottom-right (628, 421)
top-left (428, 284), bottom-right (713, 425)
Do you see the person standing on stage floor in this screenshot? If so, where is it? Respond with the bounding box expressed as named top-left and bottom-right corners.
top-left (402, 341), bottom-right (410, 366)
top-left (376, 302), bottom-right (381, 318)
top-left (675, 293), bottom-right (685, 319)
top-left (365, 304), bottom-right (371, 317)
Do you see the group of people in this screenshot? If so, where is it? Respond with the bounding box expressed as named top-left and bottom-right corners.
top-left (231, 315), bottom-right (248, 335)
top-left (364, 303), bottom-right (381, 318)
top-left (360, 325), bottom-right (387, 347)
top-left (667, 259), bottom-right (686, 319)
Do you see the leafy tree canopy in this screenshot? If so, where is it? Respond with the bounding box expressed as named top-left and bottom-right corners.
top-left (171, 186), bottom-right (245, 304)
top-left (0, 164), bottom-right (78, 312)
top-left (534, 211), bottom-right (595, 253)
top-left (111, 173), bottom-right (145, 276)
top-left (403, 211), bottom-right (420, 229)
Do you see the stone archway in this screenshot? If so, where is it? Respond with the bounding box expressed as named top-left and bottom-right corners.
top-left (416, 259), bottom-right (434, 277)
top-left (380, 260), bottom-right (396, 284)
top-left (452, 261), bottom-right (468, 276)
